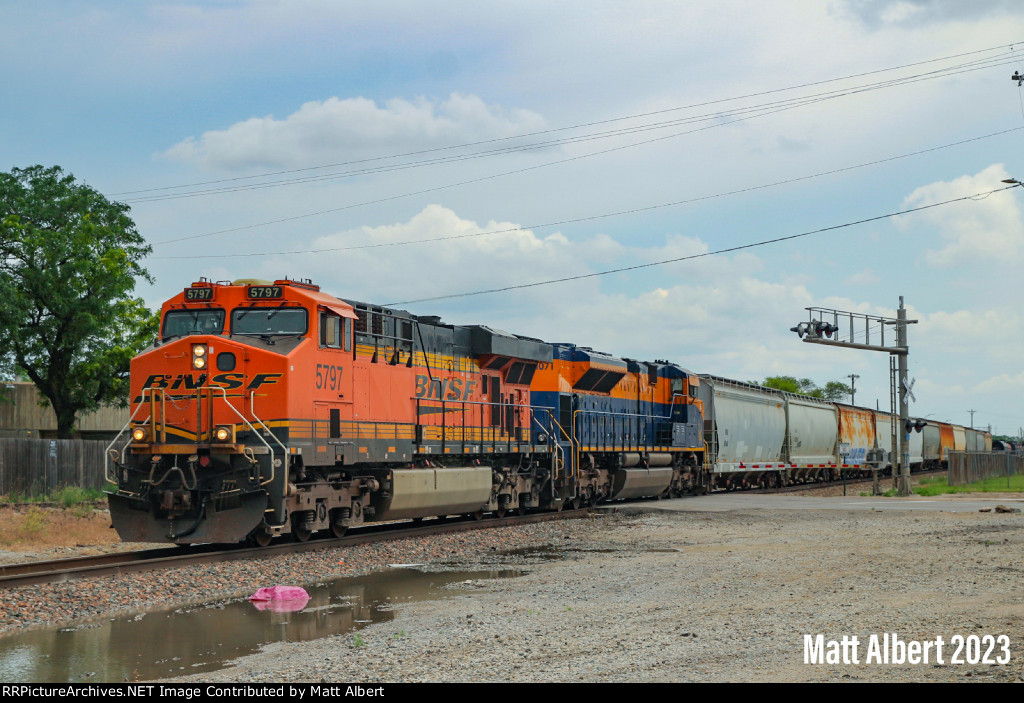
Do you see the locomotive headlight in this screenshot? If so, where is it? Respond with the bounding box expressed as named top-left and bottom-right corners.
top-left (192, 344), bottom-right (208, 369)
top-left (213, 426), bottom-right (232, 442)
top-left (132, 427), bottom-right (148, 442)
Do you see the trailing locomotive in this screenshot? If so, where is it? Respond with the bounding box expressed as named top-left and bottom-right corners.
top-left (107, 278), bottom-right (706, 545)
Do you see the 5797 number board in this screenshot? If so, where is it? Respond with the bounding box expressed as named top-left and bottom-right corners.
top-left (248, 285), bottom-right (283, 299)
top-left (184, 287), bottom-right (214, 301)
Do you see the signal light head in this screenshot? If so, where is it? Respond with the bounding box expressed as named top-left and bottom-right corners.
top-left (810, 320), bottom-right (838, 339)
top-left (905, 419), bottom-right (927, 433)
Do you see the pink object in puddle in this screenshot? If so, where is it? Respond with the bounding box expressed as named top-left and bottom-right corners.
top-left (249, 586), bottom-right (310, 612)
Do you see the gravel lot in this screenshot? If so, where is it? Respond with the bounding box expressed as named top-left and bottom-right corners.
top-left (2, 498), bottom-right (1023, 683)
top-left (167, 504), bottom-right (1024, 683)
top-left (0, 517), bottom-right (597, 635)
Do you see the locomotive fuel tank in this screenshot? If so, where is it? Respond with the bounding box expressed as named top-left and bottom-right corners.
top-left (370, 467), bottom-right (492, 521)
top-left (609, 467), bottom-right (674, 500)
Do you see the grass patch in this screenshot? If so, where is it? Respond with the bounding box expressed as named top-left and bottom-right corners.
top-left (913, 473), bottom-right (1024, 497)
top-left (1, 486), bottom-right (106, 508)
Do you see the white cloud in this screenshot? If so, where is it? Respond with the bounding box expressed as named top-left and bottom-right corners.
top-left (844, 268), bottom-right (879, 285)
top-left (249, 205), bottom-right (834, 379)
top-left (162, 93), bottom-right (548, 170)
top-left (896, 164), bottom-right (1024, 267)
top-left (977, 371), bottom-right (1024, 394)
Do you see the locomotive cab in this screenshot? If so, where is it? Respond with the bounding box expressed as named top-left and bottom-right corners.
top-left (107, 278), bottom-right (363, 545)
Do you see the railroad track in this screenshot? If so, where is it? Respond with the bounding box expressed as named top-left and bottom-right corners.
top-left (0, 509), bottom-right (593, 589)
top-left (0, 470), bottom-right (949, 588)
top-left (737, 468), bottom-right (946, 495)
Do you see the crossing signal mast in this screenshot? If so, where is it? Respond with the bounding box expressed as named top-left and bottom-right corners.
top-left (791, 296), bottom-right (919, 496)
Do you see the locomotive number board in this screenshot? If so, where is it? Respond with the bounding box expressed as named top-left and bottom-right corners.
top-left (184, 287), bottom-right (215, 301)
top-left (247, 285), bottom-right (284, 299)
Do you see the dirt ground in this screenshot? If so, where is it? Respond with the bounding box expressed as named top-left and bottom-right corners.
top-left (0, 505), bottom-right (157, 565)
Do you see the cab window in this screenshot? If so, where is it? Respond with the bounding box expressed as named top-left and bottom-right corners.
top-left (231, 306), bottom-right (308, 336)
top-left (162, 309), bottom-right (225, 340)
top-left (320, 311), bottom-right (351, 351)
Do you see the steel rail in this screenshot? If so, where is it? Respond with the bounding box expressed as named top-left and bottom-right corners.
top-left (0, 509), bottom-right (593, 589)
top-left (736, 467), bottom-right (945, 495)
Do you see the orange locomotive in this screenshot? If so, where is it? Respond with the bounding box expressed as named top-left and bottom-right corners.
top-left (107, 278), bottom-right (707, 545)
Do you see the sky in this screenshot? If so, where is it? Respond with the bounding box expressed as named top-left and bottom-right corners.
top-left (2, 0), bottom-right (1023, 435)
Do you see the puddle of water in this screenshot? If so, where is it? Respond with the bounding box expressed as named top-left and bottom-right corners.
top-left (497, 545), bottom-right (617, 561)
top-left (0, 567), bottom-right (518, 683)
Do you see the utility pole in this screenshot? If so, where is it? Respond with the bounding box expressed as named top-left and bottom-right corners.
top-left (968, 409), bottom-right (977, 428)
top-left (847, 374), bottom-right (860, 405)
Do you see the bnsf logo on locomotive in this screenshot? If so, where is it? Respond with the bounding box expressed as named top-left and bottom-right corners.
top-left (414, 374), bottom-right (477, 401)
top-left (135, 373), bottom-right (282, 400)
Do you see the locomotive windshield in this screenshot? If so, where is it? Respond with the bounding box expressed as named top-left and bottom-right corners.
top-left (162, 309), bottom-right (225, 339)
top-left (231, 306), bottom-right (308, 336)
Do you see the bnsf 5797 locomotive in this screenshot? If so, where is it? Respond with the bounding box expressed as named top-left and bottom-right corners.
top-left (107, 278), bottom-right (706, 545)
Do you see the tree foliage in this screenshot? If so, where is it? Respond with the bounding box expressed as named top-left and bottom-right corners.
top-left (755, 375), bottom-right (852, 402)
top-left (0, 165), bottom-right (157, 437)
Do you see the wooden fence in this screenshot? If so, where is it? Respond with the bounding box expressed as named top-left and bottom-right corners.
top-left (947, 451), bottom-right (1024, 486)
top-left (0, 438), bottom-right (111, 497)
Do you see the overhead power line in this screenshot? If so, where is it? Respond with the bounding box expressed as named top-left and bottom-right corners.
top-left (132, 50), bottom-right (1017, 206)
top-left (149, 126), bottom-right (1024, 260)
top-left (114, 41), bottom-right (1021, 199)
top-left (382, 185), bottom-right (1019, 307)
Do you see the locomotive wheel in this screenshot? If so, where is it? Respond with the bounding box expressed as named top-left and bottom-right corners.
top-left (330, 522), bottom-right (348, 539)
top-left (292, 524), bottom-right (312, 542)
top-left (247, 528), bottom-right (273, 548)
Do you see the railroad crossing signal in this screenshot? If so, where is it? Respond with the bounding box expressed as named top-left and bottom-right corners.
top-left (901, 376), bottom-right (915, 405)
top-left (905, 418), bottom-right (927, 434)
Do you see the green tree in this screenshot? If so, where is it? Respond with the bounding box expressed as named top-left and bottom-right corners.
top-left (0, 165), bottom-right (157, 437)
top-left (762, 375), bottom-right (823, 397)
top-left (821, 380), bottom-right (853, 402)
top-left (759, 376), bottom-right (851, 401)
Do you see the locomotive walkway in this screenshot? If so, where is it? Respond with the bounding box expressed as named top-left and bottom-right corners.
top-left (612, 494), bottom-right (1024, 513)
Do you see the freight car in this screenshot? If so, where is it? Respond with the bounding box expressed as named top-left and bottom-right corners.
top-left (107, 278), bottom-right (706, 545)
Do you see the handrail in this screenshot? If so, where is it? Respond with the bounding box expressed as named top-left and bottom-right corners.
top-left (226, 386), bottom-right (283, 487)
top-left (104, 388), bottom-right (154, 484)
top-left (105, 385), bottom-right (285, 491)
top-left (531, 413), bottom-right (564, 479)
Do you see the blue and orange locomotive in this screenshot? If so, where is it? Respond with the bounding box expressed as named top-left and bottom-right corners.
top-left (107, 278), bottom-right (707, 545)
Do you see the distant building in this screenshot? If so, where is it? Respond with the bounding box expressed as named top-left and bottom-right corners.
top-left (0, 382), bottom-right (128, 440)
